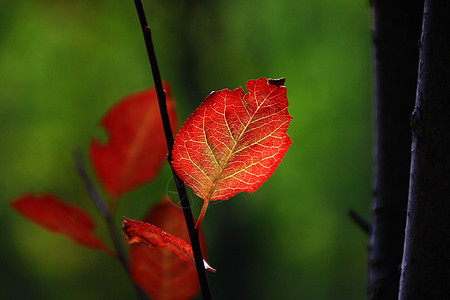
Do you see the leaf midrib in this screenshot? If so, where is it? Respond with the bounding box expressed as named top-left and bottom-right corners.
top-left (205, 88), bottom-right (277, 201)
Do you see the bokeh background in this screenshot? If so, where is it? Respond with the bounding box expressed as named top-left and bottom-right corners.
top-left (1, 0), bottom-right (373, 299)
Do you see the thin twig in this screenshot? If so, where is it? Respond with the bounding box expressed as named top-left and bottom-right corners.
top-left (73, 148), bottom-right (149, 300)
top-left (132, 1), bottom-right (212, 299)
top-left (74, 147), bottom-right (109, 219)
top-left (348, 209), bottom-right (371, 234)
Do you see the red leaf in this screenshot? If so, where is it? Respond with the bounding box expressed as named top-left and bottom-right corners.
top-left (172, 77), bottom-right (292, 227)
top-left (126, 198), bottom-right (211, 300)
top-left (11, 194), bottom-right (110, 254)
top-left (123, 217), bottom-right (194, 262)
top-left (90, 84), bottom-right (177, 197)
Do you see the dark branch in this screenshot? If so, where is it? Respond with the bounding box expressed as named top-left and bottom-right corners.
top-left (131, 1), bottom-right (212, 299)
top-left (368, 1), bottom-right (423, 299)
top-left (399, 1), bottom-right (450, 298)
top-left (132, 2), bottom-right (174, 160)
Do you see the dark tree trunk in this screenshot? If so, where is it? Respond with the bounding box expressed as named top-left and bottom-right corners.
top-left (398, 1), bottom-right (450, 298)
top-left (368, 1), bottom-right (423, 299)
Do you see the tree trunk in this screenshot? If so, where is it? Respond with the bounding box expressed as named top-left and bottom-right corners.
top-left (368, 1), bottom-right (423, 299)
top-left (398, 1), bottom-right (450, 298)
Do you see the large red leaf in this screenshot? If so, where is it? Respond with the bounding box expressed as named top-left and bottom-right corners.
top-left (91, 84), bottom-right (177, 197)
top-left (125, 198), bottom-right (211, 300)
top-left (172, 77), bottom-right (292, 227)
top-left (11, 194), bottom-right (110, 254)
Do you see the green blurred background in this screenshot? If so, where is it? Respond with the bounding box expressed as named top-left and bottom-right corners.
top-left (1, 0), bottom-right (373, 299)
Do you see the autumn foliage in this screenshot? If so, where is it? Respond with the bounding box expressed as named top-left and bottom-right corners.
top-left (11, 194), bottom-right (110, 254)
top-left (91, 84), bottom-right (177, 198)
top-left (126, 198), bottom-right (213, 300)
top-left (11, 78), bottom-right (291, 299)
top-left (172, 77), bottom-right (292, 227)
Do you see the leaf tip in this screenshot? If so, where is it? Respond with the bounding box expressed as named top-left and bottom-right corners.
top-left (268, 77), bottom-right (286, 87)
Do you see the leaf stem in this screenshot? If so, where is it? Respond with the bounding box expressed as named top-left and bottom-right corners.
top-left (73, 148), bottom-right (149, 300)
top-left (196, 200), bottom-right (210, 229)
top-left (131, 1), bottom-right (212, 299)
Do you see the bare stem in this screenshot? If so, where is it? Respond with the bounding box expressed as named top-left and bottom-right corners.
top-left (131, 1), bottom-right (212, 299)
top-left (73, 148), bottom-right (149, 300)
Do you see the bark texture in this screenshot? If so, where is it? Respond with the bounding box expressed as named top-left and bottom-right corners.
top-left (369, 1), bottom-right (423, 299)
top-left (398, 1), bottom-right (450, 298)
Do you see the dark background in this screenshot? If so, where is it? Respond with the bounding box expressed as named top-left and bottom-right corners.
top-left (1, 0), bottom-right (373, 299)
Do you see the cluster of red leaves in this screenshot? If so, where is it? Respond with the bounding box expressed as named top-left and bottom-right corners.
top-left (11, 78), bottom-right (292, 299)
top-left (10, 85), bottom-right (206, 299)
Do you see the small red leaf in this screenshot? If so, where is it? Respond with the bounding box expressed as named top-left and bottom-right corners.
top-left (90, 84), bottom-right (177, 197)
top-left (172, 77), bottom-right (292, 227)
top-left (127, 199), bottom-right (211, 300)
top-left (11, 194), bottom-right (110, 254)
top-left (123, 217), bottom-right (194, 263)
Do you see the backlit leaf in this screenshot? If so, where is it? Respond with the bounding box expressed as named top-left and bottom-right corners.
top-left (90, 84), bottom-right (177, 197)
top-left (11, 194), bottom-right (110, 254)
top-left (128, 198), bottom-right (210, 300)
top-left (172, 78), bottom-right (292, 227)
